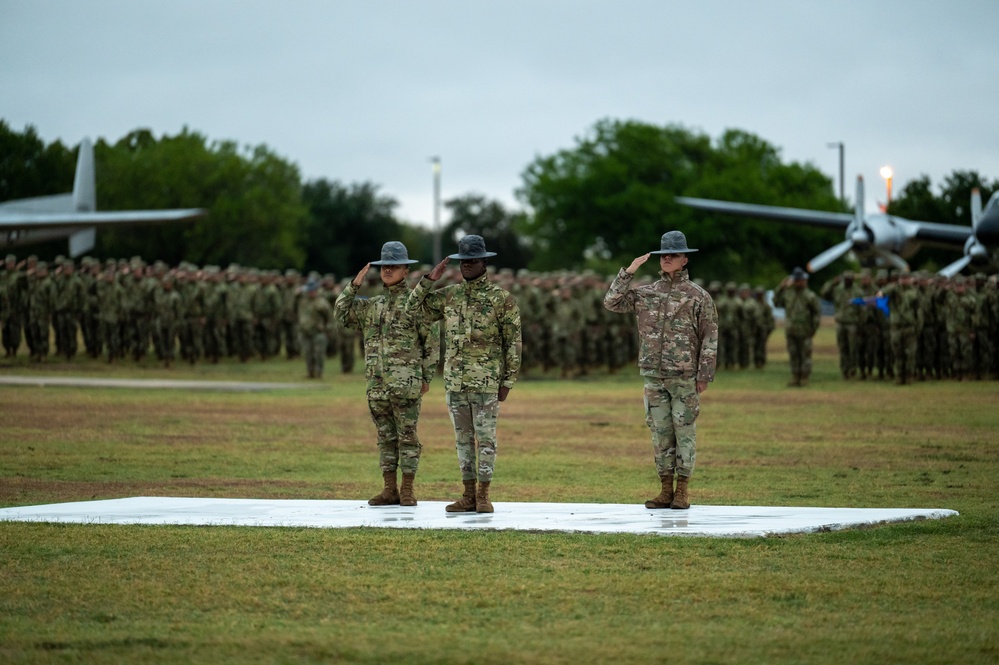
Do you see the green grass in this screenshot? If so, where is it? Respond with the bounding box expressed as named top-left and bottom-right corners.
top-left (1, 327), bottom-right (998, 664)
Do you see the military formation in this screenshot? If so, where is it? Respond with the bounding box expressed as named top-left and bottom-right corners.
top-left (0, 253), bottom-right (359, 372)
top-left (3, 251), bottom-right (996, 386)
top-left (818, 268), bottom-right (999, 384)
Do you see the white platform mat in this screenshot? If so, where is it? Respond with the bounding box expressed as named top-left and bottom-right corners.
top-left (0, 497), bottom-right (958, 538)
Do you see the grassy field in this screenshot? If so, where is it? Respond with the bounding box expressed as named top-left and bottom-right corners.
top-left (1, 326), bottom-right (998, 664)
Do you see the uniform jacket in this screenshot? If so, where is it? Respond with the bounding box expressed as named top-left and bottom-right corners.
top-left (336, 281), bottom-right (440, 400)
top-left (407, 274), bottom-right (521, 393)
top-left (604, 268), bottom-right (718, 383)
top-left (773, 284), bottom-right (821, 338)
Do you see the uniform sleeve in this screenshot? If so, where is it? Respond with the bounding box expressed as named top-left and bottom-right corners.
top-left (697, 294), bottom-right (719, 383)
top-left (407, 277), bottom-right (446, 322)
top-left (500, 292), bottom-right (523, 389)
top-left (419, 319), bottom-right (440, 385)
top-left (603, 268), bottom-right (638, 313)
top-left (333, 282), bottom-right (368, 329)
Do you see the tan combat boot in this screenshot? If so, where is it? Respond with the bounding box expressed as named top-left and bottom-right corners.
top-left (476, 480), bottom-right (494, 513)
top-left (445, 479), bottom-right (477, 513)
top-left (671, 475), bottom-right (691, 509)
top-left (368, 470), bottom-right (400, 506)
top-left (400, 473), bottom-right (417, 507)
top-left (644, 474), bottom-right (674, 509)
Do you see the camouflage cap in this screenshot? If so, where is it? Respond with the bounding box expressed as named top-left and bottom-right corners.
top-left (790, 266), bottom-right (809, 281)
top-left (5, 254), bottom-right (15, 262)
top-left (651, 230), bottom-right (698, 254)
top-left (449, 235), bottom-right (497, 260)
top-left (371, 240), bottom-right (419, 265)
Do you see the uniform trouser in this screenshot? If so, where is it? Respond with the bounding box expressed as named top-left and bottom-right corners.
top-left (2, 314), bottom-right (22, 354)
top-left (27, 314), bottom-right (50, 357)
top-left (282, 320), bottom-right (300, 357)
top-left (720, 328), bottom-right (740, 367)
top-left (204, 320), bottom-right (227, 360)
top-left (446, 391), bottom-right (500, 482)
top-left (155, 321), bottom-right (178, 361)
top-left (300, 331), bottom-right (327, 377)
top-left (233, 319), bottom-right (254, 360)
top-left (836, 323), bottom-right (859, 376)
top-left (891, 326), bottom-right (917, 379)
top-left (949, 331), bottom-right (974, 377)
top-left (100, 319), bottom-right (121, 359)
top-left (786, 333), bottom-right (814, 379)
top-left (55, 311), bottom-right (78, 357)
top-left (753, 330), bottom-right (769, 367)
top-left (369, 394), bottom-right (423, 475)
top-left (339, 332), bottom-right (356, 373)
top-left (182, 318), bottom-right (204, 362)
top-left (643, 377), bottom-right (699, 478)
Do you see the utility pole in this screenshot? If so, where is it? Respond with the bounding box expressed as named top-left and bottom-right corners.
top-left (827, 142), bottom-right (844, 203)
top-left (431, 156), bottom-right (441, 264)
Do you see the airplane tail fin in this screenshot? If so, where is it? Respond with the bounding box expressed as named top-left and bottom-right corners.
top-left (72, 138), bottom-right (96, 213)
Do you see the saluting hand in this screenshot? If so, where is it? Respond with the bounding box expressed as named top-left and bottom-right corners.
top-left (626, 253), bottom-right (651, 274)
top-left (427, 258), bottom-right (450, 281)
top-left (352, 263), bottom-right (371, 288)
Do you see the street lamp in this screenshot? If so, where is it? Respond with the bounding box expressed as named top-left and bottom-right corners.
top-left (880, 165), bottom-right (893, 208)
top-left (827, 142), bottom-right (844, 203)
top-left (430, 156), bottom-right (441, 264)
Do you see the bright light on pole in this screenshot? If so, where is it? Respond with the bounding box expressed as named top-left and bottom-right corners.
top-left (880, 165), bottom-right (893, 207)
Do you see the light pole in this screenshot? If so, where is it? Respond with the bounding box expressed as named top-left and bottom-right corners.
top-left (880, 165), bottom-right (893, 208)
top-left (431, 156), bottom-right (441, 264)
top-left (827, 142), bottom-right (844, 203)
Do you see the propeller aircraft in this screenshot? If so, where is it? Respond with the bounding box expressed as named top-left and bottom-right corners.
top-left (676, 176), bottom-right (999, 275)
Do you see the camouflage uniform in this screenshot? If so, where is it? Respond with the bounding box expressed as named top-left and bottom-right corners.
top-left (945, 277), bottom-right (977, 381)
top-left (408, 271), bottom-right (522, 483)
top-left (604, 266), bottom-right (718, 480)
top-left (53, 262), bottom-right (86, 359)
top-left (716, 282), bottom-right (741, 369)
top-left (299, 285), bottom-right (335, 378)
top-left (821, 272), bottom-right (864, 379)
top-left (153, 277), bottom-right (183, 366)
top-left (26, 263), bottom-right (56, 361)
top-left (882, 276), bottom-right (922, 385)
top-left (773, 276), bottom-right (821, 386)
top-left (336, 280), bottom-right (440, 475)
top-left (1, 255), bottom-right (27, 357)
top-left (96, 270), bottom-right (125, 362)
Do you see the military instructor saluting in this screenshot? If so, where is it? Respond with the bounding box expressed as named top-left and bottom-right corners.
top-left (408, 235), bottom-right (522, 513)
top-left (604, 231), bottom-right (718, 510)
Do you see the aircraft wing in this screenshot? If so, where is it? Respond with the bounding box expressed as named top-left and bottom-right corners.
top-left (675, 196), bottom-right (854, 230)
top-left (0, 208), bottom-right (206, 231)
top-left (908, 220), bottom-right (973, 246)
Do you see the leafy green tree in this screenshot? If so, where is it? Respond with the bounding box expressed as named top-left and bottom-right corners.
top-left (443, 193), bottom-right (532, 270)
top-left (518, 119), bottom-right (843, 284)
top-left (0, 121), bottom-right (75, 203)
top-left (95, 129), bottom-right (308, 268)
top-left (301, 179), bottom-right (402, 279)
top-left (888, 170), bottom-right (998, 271)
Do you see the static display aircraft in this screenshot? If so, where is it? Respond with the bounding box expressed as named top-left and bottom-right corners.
top-left (676, 176), bottom-right (999, 275)
top-left (0, 138), bottom-right (206, 257)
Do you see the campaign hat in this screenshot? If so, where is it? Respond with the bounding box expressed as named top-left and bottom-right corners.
top-left (370, 241), bottom-right (419, 266)
top-left (449, 234), bottom-right (497, 260)
top-left (650, 230), bottom-right (698, 254)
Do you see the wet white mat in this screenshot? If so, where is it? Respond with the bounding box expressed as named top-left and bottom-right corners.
top-left (0, 497), bottom-right (957, 538)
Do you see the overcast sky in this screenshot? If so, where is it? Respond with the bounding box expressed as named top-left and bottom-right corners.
top-left (3, 0), bottom-right (998, 227)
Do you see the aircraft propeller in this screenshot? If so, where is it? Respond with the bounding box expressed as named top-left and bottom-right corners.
top-left (938, 189), bottom-right (998, 278)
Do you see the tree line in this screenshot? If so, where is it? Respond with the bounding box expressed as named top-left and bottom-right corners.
top-left (3, 119), bottom-right (993, 285)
